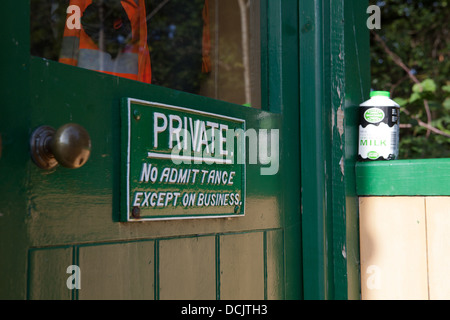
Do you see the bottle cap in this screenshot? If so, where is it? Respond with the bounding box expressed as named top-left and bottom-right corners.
top-left (370, 91), bottom-right (390, 98)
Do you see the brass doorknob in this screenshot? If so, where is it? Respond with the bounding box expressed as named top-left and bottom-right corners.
top-left (30, 123), bottom-right (91, 170)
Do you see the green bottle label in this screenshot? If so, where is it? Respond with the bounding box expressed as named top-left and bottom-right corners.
top-left (364, 108), bottom-right (385, 123)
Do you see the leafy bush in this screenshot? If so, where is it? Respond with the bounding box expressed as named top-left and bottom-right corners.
top-left (370, 0), bottom-right (450, 159)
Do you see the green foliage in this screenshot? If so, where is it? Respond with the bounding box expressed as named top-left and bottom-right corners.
top-left (370, 0), bottom-right (450, 159)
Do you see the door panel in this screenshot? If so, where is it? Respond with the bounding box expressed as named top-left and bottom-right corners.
top-left (159, 236), bottom-right (216, 300)
top-left (78, 242), bottom-right (155, 300)
top-left (27, 230), bottom-right (284, 299)
top-left (219, 232), bottom-right (265, 300)
top-left (28, 247), bottom-right (73, 300)
top-left (1, 0), bottom-right (301, 300)
top-left (26, 57), bottom-right (285, 299)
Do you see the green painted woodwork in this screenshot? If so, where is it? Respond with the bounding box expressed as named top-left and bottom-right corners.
top-left (337, 0), bottom-right (370, 300)
top-left (356, 159), bottom-right (450, 196)
top-left (0, 0), bottom-right (369, 301)
top-left (266, 0), bottom-right (302, 300)
top-left (0, 1), bottom-right (32, 299)
top-left (0, 0), bottom-right (302, 300)
top-left (299, 0), bottom-right (332, 300)
top-left (300, 0), bottom-right (369, 299)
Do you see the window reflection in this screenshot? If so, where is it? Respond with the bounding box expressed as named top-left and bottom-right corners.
top-left (147, 0), bottom-right (208, 93)
top-left (58, 0), bottom-right (151, 83)
top-left (30, 0), bottom-right (261, 108)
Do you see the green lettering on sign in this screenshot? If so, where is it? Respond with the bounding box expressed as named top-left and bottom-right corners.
top-left (121, 98), bottom-right (246, 221)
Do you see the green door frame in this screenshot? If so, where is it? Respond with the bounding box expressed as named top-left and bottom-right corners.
top-left (300, 0), bottom-right (370, 299)
top-left (262, 0), bottom-right (302, 299)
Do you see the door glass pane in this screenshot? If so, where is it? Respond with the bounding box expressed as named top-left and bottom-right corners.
top-left (30, 0), bottom-right (261, 108)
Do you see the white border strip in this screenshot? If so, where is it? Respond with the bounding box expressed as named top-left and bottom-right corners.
top-left (147, 152), bottom-right (233, 165)
top-left (129, 98), bottom-right (246, 123)
top-left (127, 98), bottom-right (132, 220)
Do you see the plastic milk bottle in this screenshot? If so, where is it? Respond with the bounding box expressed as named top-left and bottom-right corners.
top-left (358, 91), bottom-right (400, 161)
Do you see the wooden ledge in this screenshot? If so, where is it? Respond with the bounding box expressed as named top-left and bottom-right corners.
top-left (356, 158), bottom-right (450, 196)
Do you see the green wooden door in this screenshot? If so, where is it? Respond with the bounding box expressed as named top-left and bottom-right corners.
top-left (0, 0), bottom-right (301, 300)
